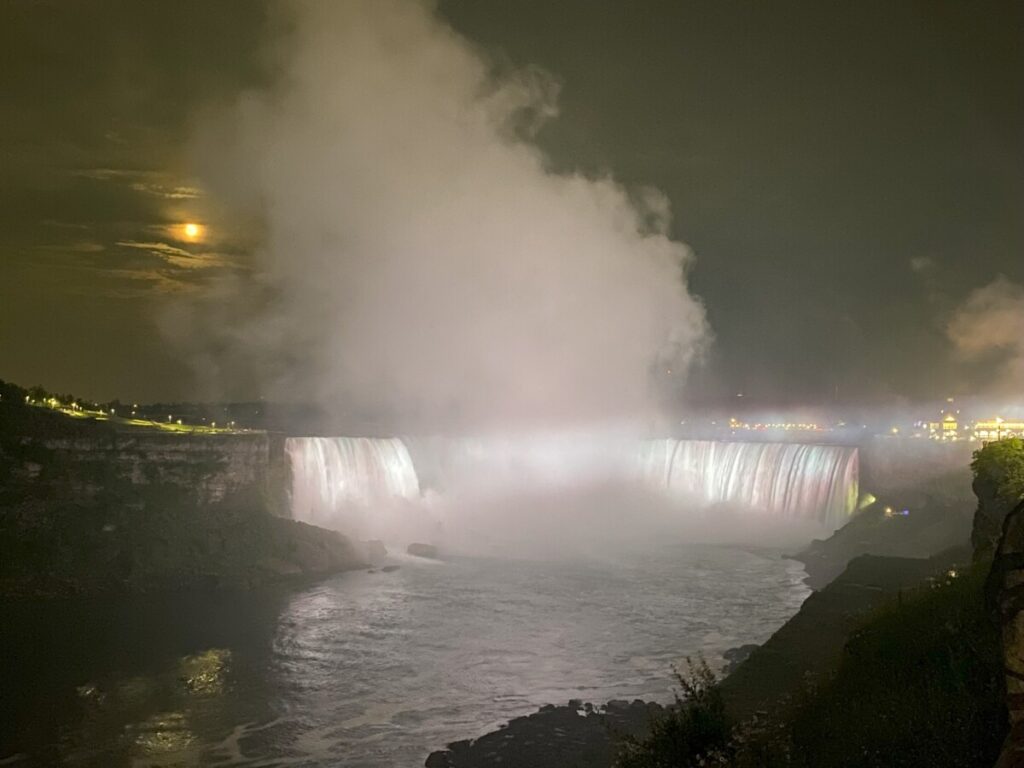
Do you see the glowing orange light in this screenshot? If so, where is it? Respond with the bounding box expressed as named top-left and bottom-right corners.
top-left (180, 222), bottom-right (204, 242)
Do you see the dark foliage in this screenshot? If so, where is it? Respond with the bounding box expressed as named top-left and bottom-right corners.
top-left (972, 438), bottom-right (1024, 510)
top-left (782, 564), bottom-right (1005, 767)
top-left (618, 565), bottom-right (1004, 768)
top-left (616, 657), bottom-right (734, 768)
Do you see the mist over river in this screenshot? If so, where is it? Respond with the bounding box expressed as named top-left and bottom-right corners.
top-left (2, 543), bottom-right (809, 767)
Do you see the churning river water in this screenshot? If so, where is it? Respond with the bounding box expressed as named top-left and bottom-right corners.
top-left (2, 543), bottom-right (809, 767)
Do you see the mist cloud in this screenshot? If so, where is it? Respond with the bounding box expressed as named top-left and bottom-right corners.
top-left (181, 0), bottom-right (707, 428)
top-left (948, 276), bottom-right (1024, 392)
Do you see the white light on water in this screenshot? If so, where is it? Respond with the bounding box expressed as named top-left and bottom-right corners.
top-left (287, 437), bottom-right (420, 526)
top-left (285, 435), bottom-right (859, 541)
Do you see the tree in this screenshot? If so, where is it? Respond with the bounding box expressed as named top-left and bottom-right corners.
top-left (616, 658), bottom-right (734, 768)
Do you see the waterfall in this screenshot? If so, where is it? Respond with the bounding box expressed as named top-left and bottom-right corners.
top-left (403, 433), bottom-right (630, 496)
top-left (286, 435), bottom-right (858, 532)
top-left (286, 437), bottom-right (420, 527)
top-left (638, 439), bottom-right (859, 529)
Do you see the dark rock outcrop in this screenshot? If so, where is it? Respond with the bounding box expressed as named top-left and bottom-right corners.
top-left (990, 500), bottom-right (1024, 768)
top-left (408, 542), bottom-right (439, 559)
top-left (719, 549), bottom-right (969, 719)
top-left (424, 699), bottom-right (662, 768)
top-left (794, 499), bottom-right (972, 590)
top-left (975, 471), bottom-right (1012, 559)
top-left (0, 496), bottom-right (366, 597)
top-left (722, 644), bottom-right (759, 675)
top-left (0, 401), bottom-right (364, 597)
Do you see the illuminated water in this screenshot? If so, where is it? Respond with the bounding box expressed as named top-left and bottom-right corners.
top-left (639, 439), bottom-right (859, 529)
top-left (289, 437), bottom-right (420, 530)
top-left (2, 545), bottom-right (809, 767)
top-left (287, 436), bottom-right (859, 534)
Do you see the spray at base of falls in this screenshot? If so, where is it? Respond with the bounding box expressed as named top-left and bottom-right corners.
top-left (285, 436), bottom-right (859, 544)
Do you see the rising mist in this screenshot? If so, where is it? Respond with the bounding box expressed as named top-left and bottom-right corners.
top-left (175, 0), bottom-right (707, 431)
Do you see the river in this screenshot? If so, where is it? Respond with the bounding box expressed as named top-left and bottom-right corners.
top-left (1, 543), bottom-right (809, 767)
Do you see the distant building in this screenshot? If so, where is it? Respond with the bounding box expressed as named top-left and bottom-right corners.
top-left (928, 411), bottom-right (960, 440)
top-left (974, 418), bottom-right (1024, 441)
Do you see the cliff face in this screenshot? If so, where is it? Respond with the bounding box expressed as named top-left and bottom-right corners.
top-left (0, 403), bottom-right (273, 508)
top-left (718, 551), bottom-right (970, 720)
top-left (975, 470), bottom-right (1009, 557)
top-left (0, 403), bottom-right (363, 597)
top-left (971, 439), bottom-right (1024, 767)
top-left (6, 433), bottom-right (270, 508)
top-left (991, 500), bottom-right (1024, 768)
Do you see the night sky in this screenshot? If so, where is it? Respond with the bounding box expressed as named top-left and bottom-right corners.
top-left (1, 0), bottom-right (1021, 407)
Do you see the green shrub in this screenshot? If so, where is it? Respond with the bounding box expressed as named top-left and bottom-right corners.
top-left (970, 438), bottom-right (1024, 556)
top-left (972, 437), bottom-right (1024, 509)
top-left (616, 657), bottom-right (734, 768)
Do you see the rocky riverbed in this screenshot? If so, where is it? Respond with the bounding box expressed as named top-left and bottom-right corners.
top-left (426, 699), bottom-right (663, 768)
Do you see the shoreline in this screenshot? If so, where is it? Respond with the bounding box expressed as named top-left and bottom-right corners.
top-left (424, 547), bottom-right (966, 767)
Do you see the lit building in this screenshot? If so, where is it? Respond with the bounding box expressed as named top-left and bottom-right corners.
top-left (927, 411), bottom-right (960, 440)
top-left (974, 417), bottom-right (1024, 441)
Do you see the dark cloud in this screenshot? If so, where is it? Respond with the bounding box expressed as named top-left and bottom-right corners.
top-left (0, 1), bottom-right (268, 399)
top-left (0, 0), bottom-right (1021, 405)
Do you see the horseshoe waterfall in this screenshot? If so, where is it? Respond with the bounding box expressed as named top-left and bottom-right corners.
top-left (285, 436), bottom-right (858, 531)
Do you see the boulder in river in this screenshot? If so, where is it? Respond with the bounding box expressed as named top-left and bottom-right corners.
top-left (362, 539), bottom-right (388, 564)
top-left (407, 542), bottom-right (439, 559)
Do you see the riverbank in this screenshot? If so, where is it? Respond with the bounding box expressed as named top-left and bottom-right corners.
top-left (792, 492), bottom-right (972, 590)
top-left (425, 699), bottom-right (663, 768)
top-left (423, 547), bottom-right (971, 767)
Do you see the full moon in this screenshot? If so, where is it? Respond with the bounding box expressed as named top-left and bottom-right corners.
top-left (181, 222), bottom-right (203, 241)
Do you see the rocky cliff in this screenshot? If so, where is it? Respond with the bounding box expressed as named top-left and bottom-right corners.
top-left (7, 432), bottom-right (271, 508)
top-left (969, 438), bottom-right (1024, 767)
top-left (992, 500), bottom-right (1024, 768)
top-left (0, 401), bottom-right (363, 597)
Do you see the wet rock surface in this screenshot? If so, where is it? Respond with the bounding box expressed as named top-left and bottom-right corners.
top-left (0, 500), bottom-right (367, 598)
top-left (408, 542), bottom-right (440, 559)
top-left (424, 699), bottom-right (663, 768)
top-left (722, 643), bottom-right (759, 675)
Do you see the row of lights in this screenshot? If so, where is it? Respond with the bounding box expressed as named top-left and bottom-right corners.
top-left (727, 419), bottom-right (824, 431)
top-left (26, 395), bottom-right (240, 431)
